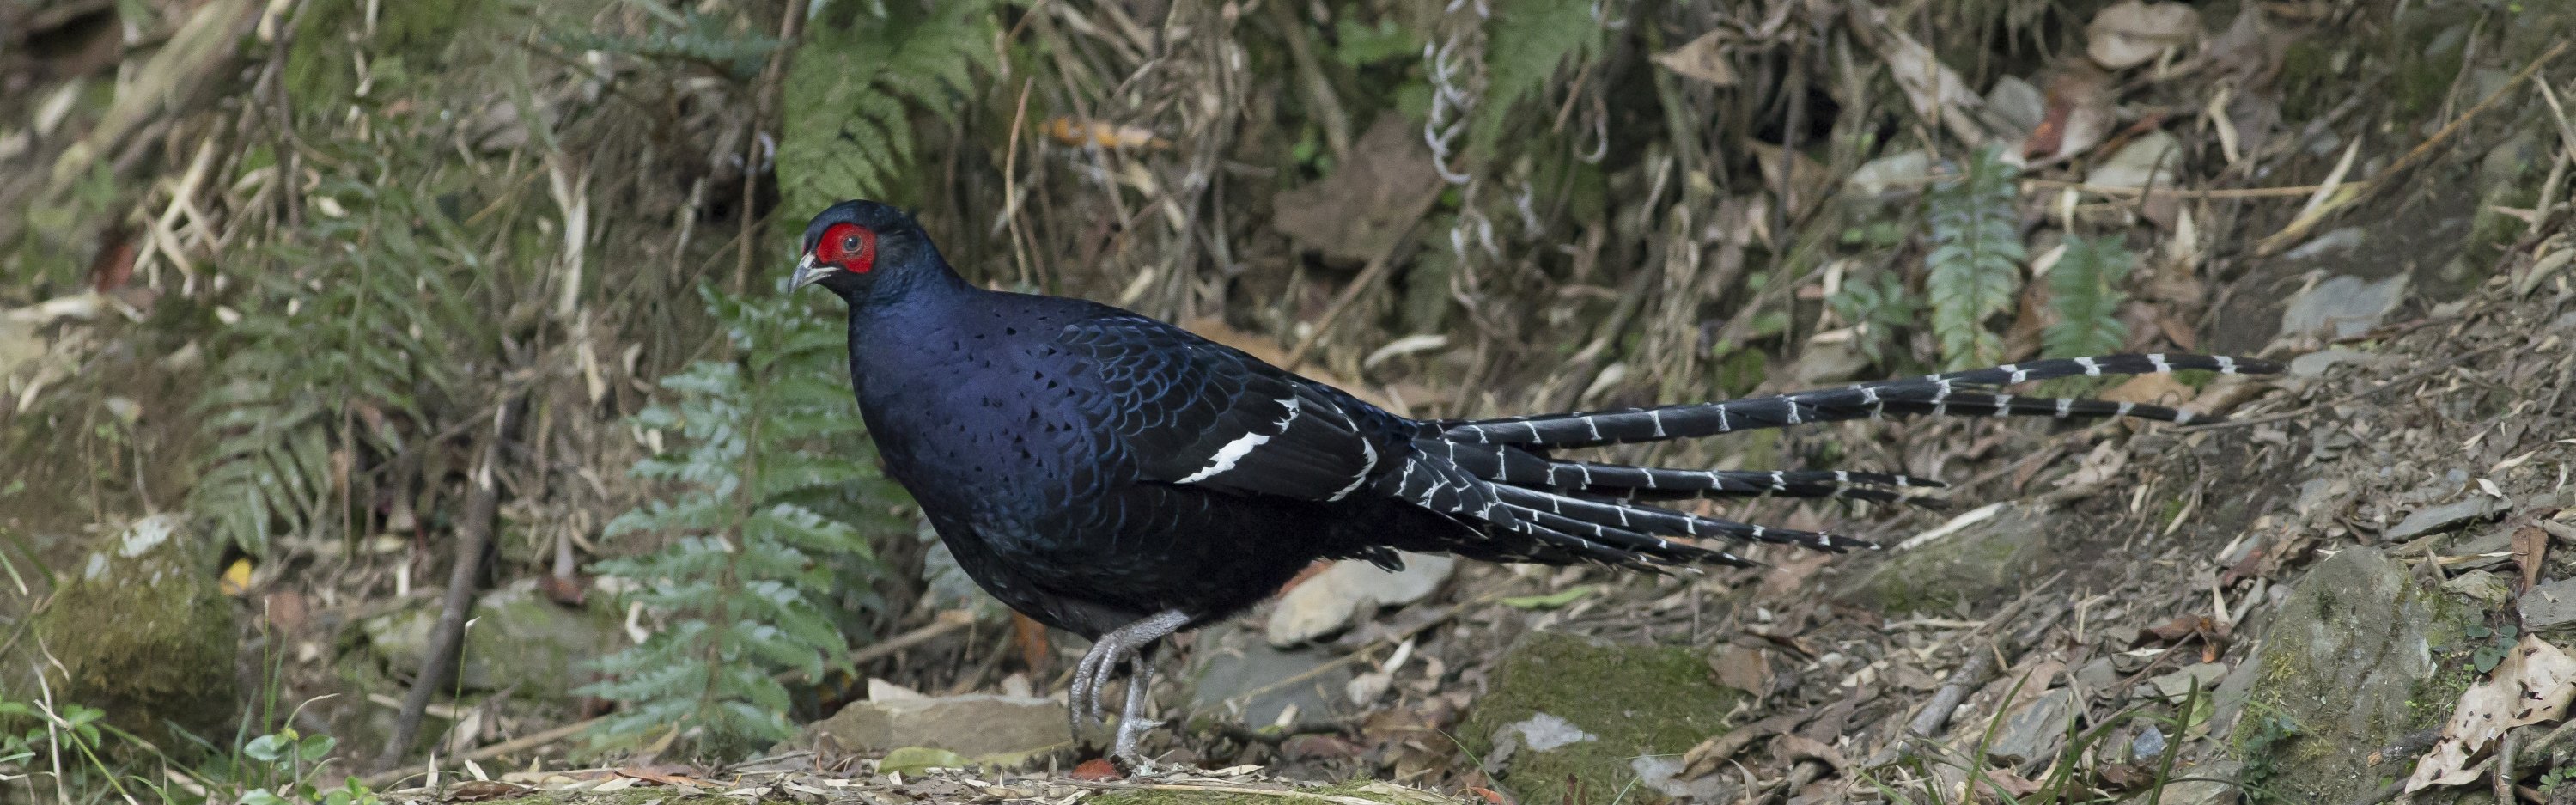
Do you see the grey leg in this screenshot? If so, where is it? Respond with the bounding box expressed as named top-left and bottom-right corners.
top-left (1111, 657), bottom-right (1160, 771)
top-left (1063, 610), bottom-right (1191, 765)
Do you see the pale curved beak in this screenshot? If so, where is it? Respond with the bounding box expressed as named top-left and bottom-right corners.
top-left (790, 253), bottom-right (835, 289)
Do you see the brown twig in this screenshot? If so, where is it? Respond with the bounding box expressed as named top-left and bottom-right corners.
top-left (375, 396), bottom-right (521, 771)
top-left (2256, 40), bottom-right (2571, 256)
top-left (776, 609), bottom-right (977, 684)
top-left (732, 0), bottom-right (808, 292)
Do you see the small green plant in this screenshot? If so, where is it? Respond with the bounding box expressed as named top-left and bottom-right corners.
top-left (1827, 270), bottom-right (1926, 364)
top-left (2467, 622), bottom-right (2521, 674)
top-left (238, 729), bottom-right (377, 805)
top-left (1924, 146), bottom-right (2026, 369)
top-left (2235, 707), bottom-right (2301, 805)
top-left (2042, 234), bottom-right (2134, 359)
top-left (0, 698), bottom-right (153, 802)
top-left (2540, 765), bottom-right (2575, 792)
top-left (580, 285), bottom-right (902, 759)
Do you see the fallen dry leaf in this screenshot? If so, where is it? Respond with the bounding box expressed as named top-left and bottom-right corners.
top-left (1271, 116), bottom-right (1441, 264)
top-left (2086, 0), bottom-right (2201, 70)
top-left (1653, 28), bottom-right (1739, 86)
top-left (2023, 64), bottom-right (2116, 162)
top-left (2515, 525), bottom-right (2549, 593)
top-left (1710, 644), bottom-right (1774, 694)
top-left (1069, 758), bottom-right (1124, 781)
top-left (1769, 734), bottom-right (1848, 772)
top-left (1970, 766), bottom-right (2047, 798)
top-left (1871, 27), bottom-right (1989, 146)
top-left (2406, 636), bottom-right (2576, 792)
top-left (2101, 372), bottom-right (2194, 407)
top-left (1043, 117), bottom-right (1171, 149)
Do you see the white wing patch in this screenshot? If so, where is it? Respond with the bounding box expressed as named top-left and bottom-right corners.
top-left (1176, 397), bottom-right (1300, 485)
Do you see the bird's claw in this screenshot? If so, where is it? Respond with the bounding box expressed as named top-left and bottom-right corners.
top-left (1069, 632), bottom-right (1136, 731)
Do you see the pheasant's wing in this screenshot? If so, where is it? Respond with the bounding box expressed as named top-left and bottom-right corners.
top-left (1057, 314), bottom-right (1403, 502)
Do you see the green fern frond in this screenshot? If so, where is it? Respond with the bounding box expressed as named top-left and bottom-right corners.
top-left (777, 0), bottom-right (999, 218)
top-left (1471, 0), bottom-right (1605, 159)
top-left (580, 285), bottom-right (898, 759)
top-left (189, 179), bottom-right (473, 556)
top-left (1924, 146), bottom-right (2026, 369)
top-left (2042, 234), bottom-right (2134, 358)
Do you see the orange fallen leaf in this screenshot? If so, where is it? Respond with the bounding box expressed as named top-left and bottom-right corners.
top-left (1070, 758), bottom-right (1124, 781)
top-left (1044, 117), bottom-right (1172, 150)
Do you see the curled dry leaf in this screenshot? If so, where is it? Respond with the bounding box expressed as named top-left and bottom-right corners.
top-left (2086, 0), bottom-right (2202, 70)
top-left (2024, 64), bottom-right (2116, 162)
top-left (1871, 27), bottom-right (1989, 146)
top-left (1653, 28), bottom-right (1739, 86)
top-left (2405, 636), bottom-right (2576, 792)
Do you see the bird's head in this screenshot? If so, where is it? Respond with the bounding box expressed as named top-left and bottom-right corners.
top-left (792, 199), bottom-right (941, 300)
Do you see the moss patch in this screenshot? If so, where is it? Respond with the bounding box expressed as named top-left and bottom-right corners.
top-left (13, 515), bottom-right (237, 747)
top-left (1460, 631), bottom-right (1743, 805)
top-left (2238, 546), bottom-right (2476, 803)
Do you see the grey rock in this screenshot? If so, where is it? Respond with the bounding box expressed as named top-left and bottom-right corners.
top-left (362, 579), bottom-right (619, 701)
top-left (2522, 577), bottom-right (2576, 631)
top-left (2074, 657), bottom-right (2120, 694)
top-left (2208, 653), bottom-right (2262, 738)
top-left (1986, 687), bottom-right (2078, 765)
top-left (1185, 629), bottom-right (1352, 730)
top-left (2389, 496), bottom-right (2507, 540)
top-left (2137, 662), bottom-right (2230, 702)
top-left (1265, 552), bottom-right (1454, 646)
top-left (1842, 503), bottom-right (2050, 614)
top-left (2128, 725), bottom-right (2166, 762)
top-left (801, 694), bottom-right (1071, 765)
top-left (1982, 76), bottom-right (2045, 136)
top-left (2237, 547), bottom-right (2473, 802)
top-left (2280, 274), bottom-right (2409, 342)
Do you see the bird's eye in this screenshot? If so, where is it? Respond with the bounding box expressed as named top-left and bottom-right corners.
top-left (841, 235), bottom-right (862, 253)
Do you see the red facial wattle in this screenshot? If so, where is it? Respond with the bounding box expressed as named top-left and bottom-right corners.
top-left (816, 223), bottom-right (879, 274)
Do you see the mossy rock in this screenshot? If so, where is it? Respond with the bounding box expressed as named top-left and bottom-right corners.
top-left (2237, 546), bottom-right (2476, 803)
top-left (11, 515), bottom-right (238, 747)
top-left (1459, 631), bottom-right (1744, 805)
top-left (1838, 503), bottom-right (2049, 615)
top-left (357, 579), bottom-right (620, 703)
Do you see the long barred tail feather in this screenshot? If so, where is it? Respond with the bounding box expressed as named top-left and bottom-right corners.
top-left (1438, 352), bottom-right (2278, 449)
top-left (1379, 353), bottom-right (2275, 570)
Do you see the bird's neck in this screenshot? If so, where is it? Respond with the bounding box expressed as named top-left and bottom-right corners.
top-left (851, 254), bottom-right (976, 312)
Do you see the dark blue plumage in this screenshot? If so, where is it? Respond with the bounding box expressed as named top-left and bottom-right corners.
top-left (792, 200), bottom-right (2281, 767)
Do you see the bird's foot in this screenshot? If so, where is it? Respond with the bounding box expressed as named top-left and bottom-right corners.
top-left (1069, 635), bottom-right (1135, 729)
top-left (1066, 611), bottom-right (1191, 746)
